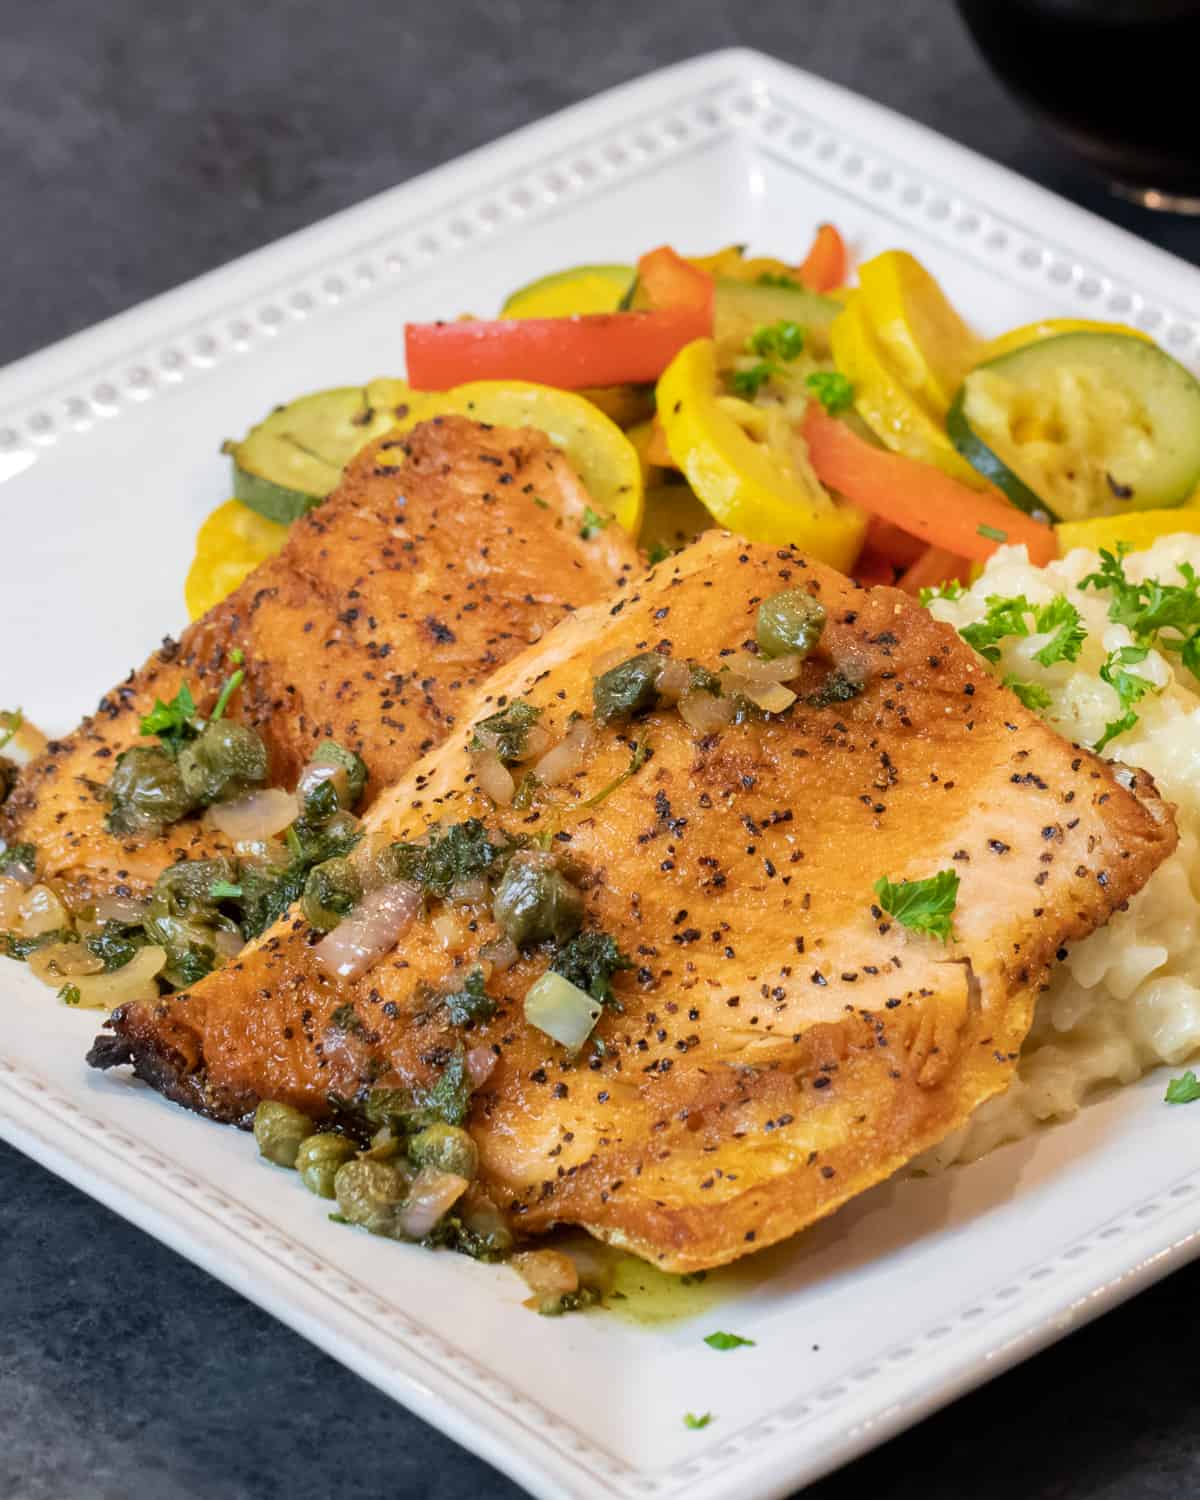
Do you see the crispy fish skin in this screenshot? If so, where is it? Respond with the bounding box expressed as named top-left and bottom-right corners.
top-left (1, 416), bottom-right (638, 907)
top-left (90, 533), bottom-right (1176, 1271)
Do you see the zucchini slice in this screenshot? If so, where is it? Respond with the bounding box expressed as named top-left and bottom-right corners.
top-left (949, 333), bottom-right (1200, 522)
top-left (714, 279), bottom-right (841, 359)
top-left (501, 264), bottom-right (635, 318)
top-left (225, 379), bottom-right (432, 524)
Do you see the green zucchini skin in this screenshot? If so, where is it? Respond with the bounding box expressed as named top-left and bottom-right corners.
top-left (229, 464), bottom-right (324, 526)
top-left (945, 387), bottom-right (1055, 521)
top-left (949, 332), bottom-right (1200, 523)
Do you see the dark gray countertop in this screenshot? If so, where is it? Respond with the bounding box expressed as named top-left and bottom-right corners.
top-left (4, 3), bottom-right (1200, 1497)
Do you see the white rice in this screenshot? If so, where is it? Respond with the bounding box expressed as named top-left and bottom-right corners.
top-left (918, 535), bottom-right (1200, 1168)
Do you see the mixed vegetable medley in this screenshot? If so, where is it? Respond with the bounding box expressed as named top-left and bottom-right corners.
top-left (189, 225), bottom-right (1200, 617)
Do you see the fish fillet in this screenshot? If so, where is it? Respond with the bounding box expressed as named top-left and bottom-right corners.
top-left (89, 532), bottom-right (1176, 1270)
top-left (1, 416), bottom-right (638, 906)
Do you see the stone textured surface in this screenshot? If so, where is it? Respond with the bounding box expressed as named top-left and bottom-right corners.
top-left (3, 2), bottom-right (1200, 1497)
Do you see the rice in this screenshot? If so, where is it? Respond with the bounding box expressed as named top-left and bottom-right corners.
top-left (917, 534), bottom-right (1200, 1169)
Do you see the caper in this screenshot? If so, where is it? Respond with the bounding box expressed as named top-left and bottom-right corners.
top-left (492, 851), bottom-right (583, 947)
top-left (106, 745), bottom-right (193, 833)
top-left (333, 1158), bottom-right (410, 1235)
top-left (295, 1132), bottom-right (357, 1198)
top-left (301, 857), bottom-right (363, 932)
top-left (592, 652), bottom-right (666, 724)
top-left (177, 720), bottom-right (269, 807)
top-left (144, 856), bottom-right (240, 987)
top-left (253, 1099), bottom-right (315, 1168)
top-left (409, 1122), bottom-right (479, 1180)
top-left (297, 740), bottom-right (368, 816)
top-left (755, 588), bottom-right (826, 660)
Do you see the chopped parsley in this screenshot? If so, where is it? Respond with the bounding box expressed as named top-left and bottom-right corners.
top-left (919, 579), bottom-right (965, 606)
top-left (581, 734), bottom-right (652, 809)
top-left (0, 842), bottom-right (36, 879)
top-left (470, 699), bottom-right (543, 765)
top-left (873, 868), bottom-right (959, 943)
top-left (210, 649), bottom-right (246, 722)
top-left (1094, 645), bottom-right (1154, 753)
top-left (1003, 676), bottom-right (1052, 714)
top-left (683, 1412), bottom-right (714, 1430)
top-left (959, 594), bottom-right (1085, 668)
top-left (704, 1331), bottom-right (756, 1351)
top-left (1081, 546), bottom-right (1200, 680)
top-left (805, 370), bottom-right (854, 414)
top-left (757, 271), bottom-right (801, 289)
top-left (730, 320), bottom-right (806, 399)
top-left (551, 929), bottom-right (632, 1010)
top-left (749, 319), bottom-right (805, 362)
top-left (646, 541), bottom-right (673, 566)
top-left (730, 362), bottom-right (772, 400)
top-left (441, 966), bottom-right (497, 1026)
top-left (411, 820), bottom-right (501, 898)
top-left (977, 524), bottom-right (1008, 544)
top-left (139, 682), bottom-right (199, 756)
top-left (368, 1045), bottom-right (473, 1133)
top-left (579, 506), bottom-right (611, 540)
top-left (58, 983), bottom-right (81, 1006)
top-left (208, 879), bottom-right (244, 901)
top-left (85, 922), bottom-right (147, 972)
top-left (1166, 1071), bottom-right (1200, 1104)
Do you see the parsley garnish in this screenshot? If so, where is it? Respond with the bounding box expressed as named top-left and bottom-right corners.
top-left (1166, 1071), bottom-right (1200, 1104)
top-left (580, 506), bottom-right (611, 540)
top-left (210, 650), bottom-right (246, 723)
top-left (1030, 596), bottom-right (1087, 667)
top-left (683, 1412), bottom-right (714, 1430)
top-left (646, 542), bottom-right (673, 566)
top-left (581, 734), bottom-right (652, 809)
top-left (977, 523), bottom-right (1008, 544)
top-left (208, 879), bottom-right (243, 901)
top-left (551, 929), bottom-right (632, 1010)
top-left (730, 363), bottom-right (772, 400)
top-left (1004, 676), bottom-right (1052, 713)
top-left (1094, 645), bottom-right (1154, 753)
top-left (919, 579), bottom-right (965, 606)
top-left (58, 983), bottom-right (81, 1007)
top-left (328, 1212), bottom-right (352, 1225)
top-left (805, 371), bottom-right (854, 414)
top-left (757, 271), bottom-right (802, 289)
top-left (873, 868), bottom-right (959, 943)
top-left (1081, 546), bottom-right (1200, 680)
top-left (0, 842), bottom-right (36, 879)
top-left (704, 1331), bottom-right (755, 1351)
top-left (139, 682), bottom-right (199, 756)
top-left (470, 699), bottom-right (543, 765)
top-left (958, 594), bottom-right (1086, 667)
top-left (441, 966), bottom-right (497, 1026)
top-left (749, 319), bottom-right (805, 362)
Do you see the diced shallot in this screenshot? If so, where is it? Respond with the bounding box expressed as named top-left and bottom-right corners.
top-left (677, 689), bottom-right (735, 734)
top-left (17, 883), bottom-right (68, 937)
top-left (655, 658), bottom-right (691, 703)
top-left (512, 1249), bottom-right (579, 1299)
top-left (734, 679), bottom-right (797, 714)
top-left (395, 1167), bottom-right (470, 1240)
top-left (726, 650), bottom-right (806, 683)
top-left (431, 905), bottom-right (467, 952)
top-left (466, 1045), bottom-right (498, 1087)
top-left (207, 787), bottom-right (299, 843)
top-left (29, 942), bottom-right (105, 984)
top-left (478, 935), bottom-right (519, 972)
top-left (472, 747), bottom-right (516, 806)
top-left (313, 881), bottom-right (422, 980)
top-left (534, 716), bottom-right (595, 787)
top-left (58, 945), bottom-right (168, 1010)
top-left (93, 893), bottom-right (151, 925)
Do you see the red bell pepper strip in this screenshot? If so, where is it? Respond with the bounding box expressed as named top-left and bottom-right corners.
top-left (802, 402), bottom-right (1057, 566)
top-left (636, 246), bottom-right (715, 317)
top-left (897, 545), bottom-right (970, 596)
top-left (405, 307), bottom-right (711, 391)
top-left (797, 224), bottom-right (847, 293)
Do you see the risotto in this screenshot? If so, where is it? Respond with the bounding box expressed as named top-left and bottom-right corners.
top-left (919, 534), bottom-right (1200, 1168)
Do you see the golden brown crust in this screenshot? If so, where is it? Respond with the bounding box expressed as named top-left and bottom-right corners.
top-left (2, 416), bottom-right (638, 906)
top-left (92, 534), bottom-right (1177, 1270)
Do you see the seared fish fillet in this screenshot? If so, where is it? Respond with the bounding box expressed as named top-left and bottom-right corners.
top-left (2, 416), bottom-right (638, 906)
top-left (90, 533), bottom-right (1175, 1271)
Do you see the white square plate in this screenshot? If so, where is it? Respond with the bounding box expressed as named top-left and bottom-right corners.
top-left (4, 47), bottom-right (1200, 1500)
